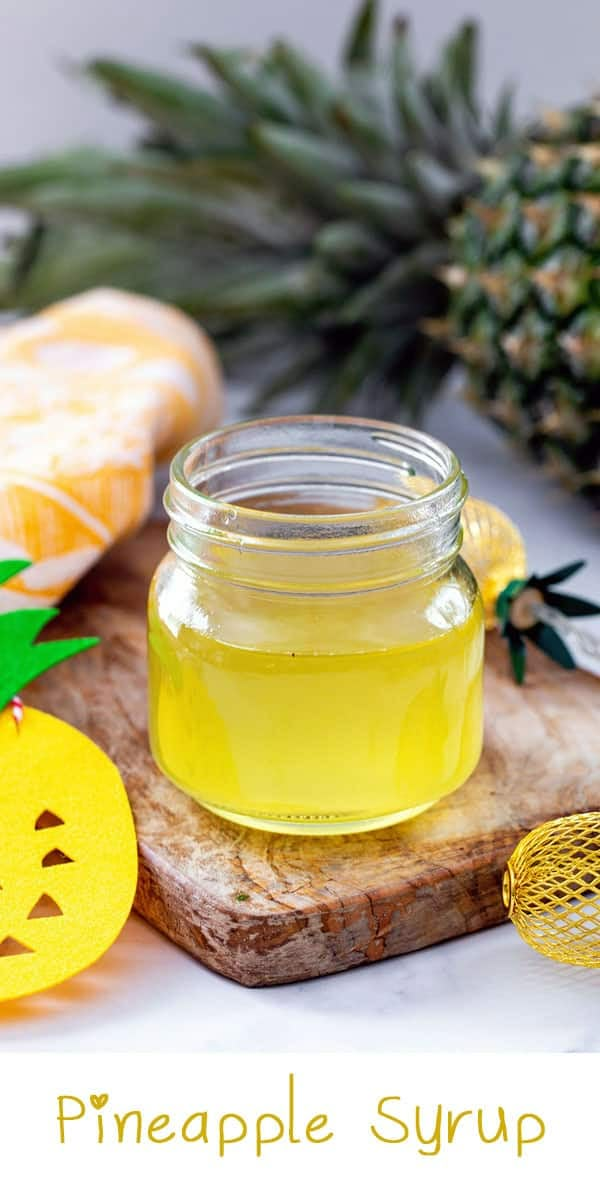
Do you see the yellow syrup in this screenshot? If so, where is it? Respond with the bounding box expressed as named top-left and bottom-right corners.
top-left (147, 565), bottom-right (484, 834)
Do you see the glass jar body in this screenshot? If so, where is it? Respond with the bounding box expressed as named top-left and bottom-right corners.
top-left (148, 547), bottom-right (484, 835)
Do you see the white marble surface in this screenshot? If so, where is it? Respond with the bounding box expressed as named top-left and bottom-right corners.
top-left (2, 387), bottom-right (599, 1053)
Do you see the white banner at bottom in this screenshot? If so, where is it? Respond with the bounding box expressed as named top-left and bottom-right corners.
top-left (0, 1052), bottom-right (590, 1197)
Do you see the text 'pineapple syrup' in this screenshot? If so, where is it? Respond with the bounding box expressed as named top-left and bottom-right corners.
top-left (148, 417), bottom-right (484, 834)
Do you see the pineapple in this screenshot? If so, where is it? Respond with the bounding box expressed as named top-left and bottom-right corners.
top-left (0, 561), bottom-right (137, 1002)
top-left (442, 102), bottom-right (600, 506)
top-left (0, 1), bottom-right (512, 417)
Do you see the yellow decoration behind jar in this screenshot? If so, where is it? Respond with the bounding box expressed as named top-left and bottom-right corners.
top-left (461, 498), bottom-right (527, 629)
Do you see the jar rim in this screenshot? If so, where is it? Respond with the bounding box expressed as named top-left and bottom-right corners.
top-left (167, 414), bottom-right (467, 551)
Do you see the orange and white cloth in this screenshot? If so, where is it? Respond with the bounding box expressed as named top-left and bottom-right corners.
top-left (0, 289), bottom-right (222, 609)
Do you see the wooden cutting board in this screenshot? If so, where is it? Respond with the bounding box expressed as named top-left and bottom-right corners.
top-left (27, 522), bottom-right (600, 987)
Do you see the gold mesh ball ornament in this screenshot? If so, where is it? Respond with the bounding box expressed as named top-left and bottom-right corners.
top-left (461, 498), bottom-right (528, 628)
top-left (504, 813), bottom-right (600, 967)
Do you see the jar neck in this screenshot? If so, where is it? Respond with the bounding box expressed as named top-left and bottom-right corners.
top-left (165, 416), bottom-right (468, 594)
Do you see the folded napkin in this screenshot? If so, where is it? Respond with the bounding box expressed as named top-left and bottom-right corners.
top-left (0, 289), bottom-right (222, 609)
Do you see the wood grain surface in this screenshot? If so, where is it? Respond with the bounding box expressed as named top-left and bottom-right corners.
top-left (26, 523), bottom-right (600, 987)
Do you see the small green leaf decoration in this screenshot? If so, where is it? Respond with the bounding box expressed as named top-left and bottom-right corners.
top-left (547, 594), bottom-right (600, 618)
top-left (0, 559), bottom-right (32, 587)
top-left (0, 561), bottom-right (99, 713)
top-left (508, 634), bottom-right (526, 686)
top-left (536, 560), bottom-right (586, 588)
top-left (495, 577), bottom-right (525, 626)
top-left (528, 624), bottom-right (576, 670)
top-left (496, 559), bottom-right (598, 684)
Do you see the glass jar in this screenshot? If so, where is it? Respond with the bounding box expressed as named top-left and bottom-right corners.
top-left (148, 416), bottom-right (484, 835)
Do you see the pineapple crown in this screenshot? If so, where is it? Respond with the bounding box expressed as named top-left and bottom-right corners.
top-left (0, 0), bottom-right (515, 419)
top-left (0, 560), bottom-right (98, 712)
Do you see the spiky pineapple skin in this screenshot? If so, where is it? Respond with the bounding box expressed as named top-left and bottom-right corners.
top-left (446, 104), bottom-right (600, 506)
top-left (0, 706), bottom-right (137, 1000)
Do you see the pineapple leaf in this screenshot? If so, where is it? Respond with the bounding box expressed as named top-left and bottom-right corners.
top-left (336, 179), bottom-right (429, 238)
top-left (492, 82), bottom-right (515, 143)
top-left (180, 260), bottom-right (344, 320)
top-left (250, 122), bottom-right (357, 195)
top-left (393, 38), bottom-right (444, 156)
top-left (247, 344), bottom-right (325, 412)
top-left (194, 46), bottom-right (298, 123)
top-left (335, 242), bottom-right (448, 323)
top-left (0, 7), bottom-right (517, 425)
top-left (270, 41), bottom-right (335, 131)
top-left (313, 219), bottom-right (389, 273)
top-left (1, 223), bottom-right (175, 311)
top-left (316, 330), bottom-right (381, 411)
top-left (400, 342), bottom-right (453, 420)
top-left (390, 15), bottom-right (412, 85)
top-left (404, 151), bottom-right (471, 215)
top-left (437, 21), bottom-right (478, 113)
top-left (332, 93), bottom-right (390, 157)
top-left (343, 0), bottom-right (378, 68)
top-left (86, 59), bottom-right (246, 151)
top-left (0, 607), bottom-right (99, 713)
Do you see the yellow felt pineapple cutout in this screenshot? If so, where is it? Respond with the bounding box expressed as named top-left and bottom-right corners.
top-left (0, 559), bottom-right (138, 1001)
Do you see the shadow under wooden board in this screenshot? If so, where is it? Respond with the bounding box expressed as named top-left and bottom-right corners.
top-left (27, 521), bottom-right (600, 987)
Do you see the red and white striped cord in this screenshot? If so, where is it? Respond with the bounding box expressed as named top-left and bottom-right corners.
top-left (11, 695), bottom-right (23, 728)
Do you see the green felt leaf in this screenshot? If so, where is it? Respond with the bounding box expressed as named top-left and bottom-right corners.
top-left (0, 559), bottom-right (31, 586)
top-left (527, 623), bottom-right (576, 670)
top-left (495, 577), bottom-right (526, 626)
top-left (495, 596), bottom-right (509, 628)
top-left (535, 560), bottom-right (585, 588)
top-left (547, 592), bottom-right (600, 618)
top-left (0, 560), bottom-right (99, 711)
top-left (508, 633), bottom-right (526, 685)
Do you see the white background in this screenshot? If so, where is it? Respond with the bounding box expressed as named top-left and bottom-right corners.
top-left (2, 0), bottom-right (600, 161)
top-left (0, 1052), bottom-right (593, 1198)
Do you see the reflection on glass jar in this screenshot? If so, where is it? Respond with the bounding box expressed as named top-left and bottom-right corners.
top-left (148, 416), bottom-right (484, 835)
